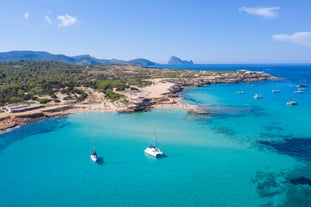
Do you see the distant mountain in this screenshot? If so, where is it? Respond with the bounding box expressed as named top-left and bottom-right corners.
top-left (167, 56), bottom-right (193, 65)
top-left (72, 55), bottom-right (103, 65)
top-left (127, 58), bottom-right (156, 67)
top-left (0, 51), bottom-right (76, 63)
top-left (0, 51), bottom-right (157, 66)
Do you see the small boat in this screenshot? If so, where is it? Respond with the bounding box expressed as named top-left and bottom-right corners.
top-left (253, 94), bottom-right (262, 99)
top-left (272, 83), bottom-right (280, 93)
top-left (286, 100), bottom-right (298, 106)
top-left (144, 129), bottom-right (164, 158)
top-left (296, 83), bottom-right (308, 88)
top-left (293, 89), bottom-right (304, 94)
top-left (272, 89), bottom-right (280, 93)
top-left (90, 149), bottom-right (98, 162)
top-left (236, 90), bottom-right (245, 94)
top-left (90, 136), bottom-right (99, 162)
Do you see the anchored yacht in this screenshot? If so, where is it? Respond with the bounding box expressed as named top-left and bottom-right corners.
top-left (144, 129), bottom-right (164, 158)
top-left (286, 100), bottom-right (298, 106)
top-left (90, 149), bottom-right (98, 162)
top-left (253, 94), bottom-right (262, 99)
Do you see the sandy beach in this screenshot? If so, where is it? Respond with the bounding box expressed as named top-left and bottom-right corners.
top-left (0, 79), bottom-right (196, 132)
top-left (0, 68), bottom-right (276, 132)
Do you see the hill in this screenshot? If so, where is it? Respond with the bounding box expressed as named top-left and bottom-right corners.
top-left (0, 51), bottom-right (157, 66)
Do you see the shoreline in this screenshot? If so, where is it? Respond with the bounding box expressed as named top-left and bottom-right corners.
top-left (0, 102), bottom-right (197, 133)
top-left (0, 81), bottom-right (196, 132)
top-left (0, 70), bottom-right (276, 132)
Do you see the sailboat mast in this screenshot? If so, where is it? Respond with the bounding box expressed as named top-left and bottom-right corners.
top-left (153, 128), bottom-right (158, 147)
top-left (92, 136), bottom-right (95, 150)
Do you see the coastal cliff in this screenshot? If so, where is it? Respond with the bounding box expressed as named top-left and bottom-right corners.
top-left (0, 105), bottom-right (72, 131)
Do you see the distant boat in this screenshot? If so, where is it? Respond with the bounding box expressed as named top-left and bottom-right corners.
top-left (296, 83), bottom-right (308, 88)
top-left (253, 94), bottom-right (262, 99)
top-left (272, 89), bottom-right (280, 93)
top-left (90, 149), bottom-right (98, 162)
top-left (272, 82), bottom-right (280, 93)
top-left (293, 88), bottom-right (304, 94)
top-left (236, 90), bottom-right (245, 94)
top-left (253, 84), bottom-right (263, 99)
top-left (144, 129), bottom-right (164, 158)
top-left (90, 136), bottom-right (98, 162)
top-left (286, 100), bottom-right (298, 106)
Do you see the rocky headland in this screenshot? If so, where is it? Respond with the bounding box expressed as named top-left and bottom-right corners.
top-left (0, 64), bottom-right (277, 132)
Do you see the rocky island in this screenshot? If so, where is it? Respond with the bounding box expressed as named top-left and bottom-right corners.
top-left (0, 61), bottom-right (277, 131)
top-left (167, 56), bottom-right (194, 65)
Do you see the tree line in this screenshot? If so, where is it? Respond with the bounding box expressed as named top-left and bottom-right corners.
top-left (0, 60), bottom-right (151, 105)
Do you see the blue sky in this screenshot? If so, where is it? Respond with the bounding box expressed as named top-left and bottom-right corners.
top-left (1, 0), bottom-right (311, 63)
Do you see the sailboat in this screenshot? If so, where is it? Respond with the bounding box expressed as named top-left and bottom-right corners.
top-left (144, 129), bottom-right (164, 158)
top-left (272, 89), bottom-right (280, 93)
top-left (293, 88), bottom-right (304, 94)
top-left (253, 85), bottom-right (263, 99)
top-left (272, 83), bottom-right (280, 93)
top-left (253, 93), bottom-right (262, 99)
top-left (286, 100), bottom-right (298, 106)
top-left (236, 83), bottom-right (245, 94)
top-left (296, 82), bottom-right (308, 88)
top-left (90, 136), bottom-right (98, 162)
top-left (236, 90), bottom-right (245, 94)
top-left (90, 149), bottom-right (98, 162)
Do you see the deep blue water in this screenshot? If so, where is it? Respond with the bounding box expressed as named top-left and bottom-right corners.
top-left (1, 64), bottom-right (311, 207)
top-left (154, 63), bottom-right (311, 83)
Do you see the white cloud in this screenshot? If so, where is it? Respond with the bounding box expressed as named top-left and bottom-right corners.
top-left (24, 12), bottom-right (29, 19)
top-left (273, 32), bottom-right (311, 47)
top-left (239, 6), bottom-right (279, 19)
top-left (44, 15), bottom-right (53, 24)
top-left (57, 13), bottom-right (79, 27)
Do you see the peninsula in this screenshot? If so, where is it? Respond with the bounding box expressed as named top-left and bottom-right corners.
top-left (0, 61), bottom-right (276, 131)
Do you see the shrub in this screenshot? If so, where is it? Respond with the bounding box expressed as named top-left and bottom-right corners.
top-left (37, 98), bottom-right (50, 104)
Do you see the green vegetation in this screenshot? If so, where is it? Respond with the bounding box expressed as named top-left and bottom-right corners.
top-left (0, 60), bottom-right (247, 106)
top-left (127, 78), bottom-right (151, 87)
top-left (37, 98), bottom-right (51, 104)
top-left (0, 60), bottom-right (153, 105)
top-left (0, 61), bottom-right (87, 105)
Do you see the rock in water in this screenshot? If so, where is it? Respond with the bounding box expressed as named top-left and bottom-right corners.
top-left (167, 56), bottom-right (193, 65)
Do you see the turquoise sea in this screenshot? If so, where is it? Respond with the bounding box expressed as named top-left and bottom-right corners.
top-left (1, 64), bottom-right (310, 207)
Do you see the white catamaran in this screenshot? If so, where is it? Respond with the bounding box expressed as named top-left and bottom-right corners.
top-left (144, 129), bottom-right (164, 158)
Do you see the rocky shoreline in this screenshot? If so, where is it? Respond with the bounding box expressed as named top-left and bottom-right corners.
top-left (118, 70), bottom-right (276, 112)
top-left (0, 70), bottom-right (277, 132)
top-left (0, 105), bottom-right (72, 132)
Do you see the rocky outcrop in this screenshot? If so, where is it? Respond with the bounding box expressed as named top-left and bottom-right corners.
top-left (168, 85), bottom-right (183, 93)
top-left (167, 56), bottom-right (193, 65)
top-left (121, 98), bottom-right (153, 112)
top-left (166, 70), bottom-right (276, 87)
top-left (0, 117), bottom-right (17, 131)
top-left (0, 105), bottom-right (73, 131)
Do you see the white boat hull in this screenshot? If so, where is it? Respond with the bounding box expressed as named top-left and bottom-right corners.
top-left (286, 101), bottom-right (298, 106)
top-left (253, 94), bottom-right (262, 99)
top-left (144, 146), bottom-right (163, 158)
top-left (236, 90), bottom-right (245, 94)
top-left (90, 154), bottom-right (98, 162)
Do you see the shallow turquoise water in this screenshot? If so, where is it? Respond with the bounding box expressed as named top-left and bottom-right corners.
top-left (0, 111), bottom-right (299, 207)
top-left (1, 65), bottom-right (311, 207)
